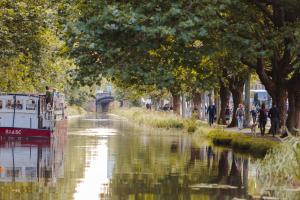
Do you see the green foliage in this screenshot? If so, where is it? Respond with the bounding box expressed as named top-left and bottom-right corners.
top-left (63, 0), bottom-right (222, 96)
top-left (65, 85), bottom-right (95, 106)
top-left (184, 118), bottom-right (198, 133)
top-left (66, 105), bottom-right (87, 116)
top-left (0, 0), bottom-right (74, 93)
top-left (63, 0), bottom-right (300, 102)
top-left (255, 137), bottom-right (300, 199)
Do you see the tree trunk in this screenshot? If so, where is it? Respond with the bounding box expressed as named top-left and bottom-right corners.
top-left (287, 77), bottom-right (300, 134)
top-left (227, 75), bottom-right (245, 128)
top-left (218, 82), bottom-right (230, 125)
top-left (244, 73), bottom-right (251, 127)
top-left (253, 58), bottom-right (288, 128)
top-left (229, 89), bottom-right (243, 127)
top-left (272, 86), bottom-right (288, 128)
top-left (151, 97), bottom-right (159, 110)
top-left (192, 91), bottom-right (202, 119)
top-left (208, 90), bottom-right (213, 105)
top-left (287, 87), bottom-right (296, 134)
top-left (201, 93), bottom-right (206, 120)
top-left (214, 89), bottom-right (221, 122)
top-left (172, 93), bottom-right (181, 115)
top-left (181, 95), bottom-right (186, 118)
top-left (296, 91), bottom-right (300, 132)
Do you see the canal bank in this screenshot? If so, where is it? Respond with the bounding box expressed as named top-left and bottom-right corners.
top-left (66, 105), bottom-right (87, 118)
top-left (112, 107), bottom-right (279, 157)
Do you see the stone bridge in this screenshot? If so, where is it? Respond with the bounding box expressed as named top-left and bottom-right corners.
top-left (96, 92), bottom-right (114, 112)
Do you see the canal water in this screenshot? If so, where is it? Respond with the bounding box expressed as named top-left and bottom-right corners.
top-left (0, 114), bottom-right (290, 199)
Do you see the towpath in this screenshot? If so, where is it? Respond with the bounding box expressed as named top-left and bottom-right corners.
top-left (225, 126), bottom-right (282, 142)
top-left (199, 119), bottom-right (282, 142)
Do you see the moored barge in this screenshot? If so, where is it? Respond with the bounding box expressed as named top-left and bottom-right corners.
top-left (0, 92), bottom-right (67, 138)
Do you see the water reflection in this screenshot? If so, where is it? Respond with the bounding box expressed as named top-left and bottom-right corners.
top-left (0, 138), bottom-right (64, 184)
top-left (0, 114), bottom-right (291, 199)
top-left (73, 140), bottom-right (109, 200)
top-left (110, 133), bottom-right (251, 199)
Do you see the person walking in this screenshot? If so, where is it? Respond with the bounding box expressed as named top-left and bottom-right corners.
top-left (146, 103), bottom-right (151, 110)
top-left (207, 104), bottom-right (216, 126)
top-left (258, 103), bottom-right (268, 136)
top-left (225, 104), bottom-right (231, 125)
top-left (250, 106), bottom-right (257, 124)
top-left (45, 86), bottom-right (53, 105)
top-left (235, 104), bottom-right (245, 130)
top-left (268, 104), bottom-right (280, 137)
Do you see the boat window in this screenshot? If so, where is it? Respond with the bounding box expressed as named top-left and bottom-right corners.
top-left (26, 99), bottom-right (36, 110)
top-left (0, 100), bottom-right (3, 109)
top-left (6, 167), bottom-right (21, 177)
top-left (6, 99), bottom-right (14, 109)
top-left (25, 167), bottom-right (36, 178)
top-left (16, 99), bottom-right (23, 110)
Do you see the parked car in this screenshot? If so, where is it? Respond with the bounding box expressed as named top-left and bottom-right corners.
top-left (250, 89), bottom-right (272, 109)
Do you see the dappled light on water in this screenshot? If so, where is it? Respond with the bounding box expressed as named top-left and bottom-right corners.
top-left (72, 128), bottom-right (118, 137)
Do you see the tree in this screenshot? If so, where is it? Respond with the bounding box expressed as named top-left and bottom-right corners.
top-left (183, 0), bottom-right (300, 132)
top-left (209, 52), bottom-right (248, 127)
top-left (64, 1), bottom-right (218, 114)
top-left (215, 0), bottom-right (300, 132)
top-left (0, 0), bottom-right (73, 93)
top-left (63, 0), bottom-right (300, 132)
top-left (218, 69), bottom-right (231, 125)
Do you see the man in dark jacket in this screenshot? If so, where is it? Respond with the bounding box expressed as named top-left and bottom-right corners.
top-left (207, 104), bottom-right (216, 126)
top-left (268, 104), bottom-right (280, 137)
top-left (45, 86), bottom-right (53, 105)
top-left (258, 103), bottom-right (268, 136)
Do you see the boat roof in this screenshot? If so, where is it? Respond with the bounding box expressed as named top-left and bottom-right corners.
top-left (0, 93), bottom-right (43, 98)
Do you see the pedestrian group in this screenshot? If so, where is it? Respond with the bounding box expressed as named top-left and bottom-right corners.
top-left (206, 102), bottom-right (281, 137)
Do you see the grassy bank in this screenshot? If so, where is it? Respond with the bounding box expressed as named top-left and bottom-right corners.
top-left (66, 105), bottom-right (87, 117)
top-left (207, 129), bottom-right (277, 157)
top-left (114, 107), bottom-right (201, 132)
top-left (255, 137), bottom-right (300, 199)
top-left (114, 107), bottom-right (279, 157)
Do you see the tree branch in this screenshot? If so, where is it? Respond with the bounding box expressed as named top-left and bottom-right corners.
top-left (240, 57), bottom-right (256, 70)
top-left (246, 0), bottom-right (274, 23)
top-left (255, 57), bottom-right (275, 96)
top-left (291, 56), bottom-right (300, 67)
top-left (279, 38), bottom-right (293, 75)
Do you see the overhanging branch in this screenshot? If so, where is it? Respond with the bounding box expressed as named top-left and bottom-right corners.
top-left (240, 57), bottom-right (256, 70)
top-left (246, 0), bottom-right (274, 23)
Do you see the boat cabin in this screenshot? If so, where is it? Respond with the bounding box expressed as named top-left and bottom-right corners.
top-left (0, 93), bottom-right (66, 131)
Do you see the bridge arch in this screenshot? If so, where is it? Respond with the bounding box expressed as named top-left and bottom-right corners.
top-left (96, 92), bottom-right (114, 112)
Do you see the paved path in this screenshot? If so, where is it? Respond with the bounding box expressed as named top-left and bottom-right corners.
top-left (225, 127), bottom-right (281, 142)
top-left (198, 119), bottom-right (282, 142)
